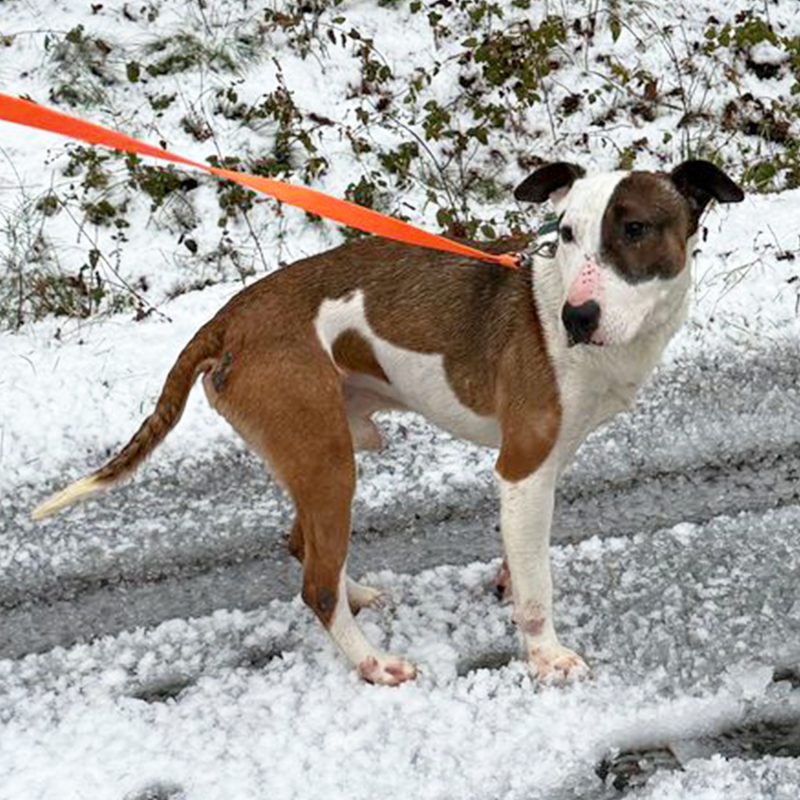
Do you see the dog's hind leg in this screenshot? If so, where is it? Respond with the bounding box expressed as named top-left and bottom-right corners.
top-left (492, 556), bottom-right (512, 603)
top-left (341, 382), bottom-right (397, 452)
top-left (289, 432), bottom-right (414, 684)
top-left (289, 518), bottom-right (386, 614)
top-left (345, 578), bottom-right (386, 612)
top-left (212, 346), bottom-right (413, 684)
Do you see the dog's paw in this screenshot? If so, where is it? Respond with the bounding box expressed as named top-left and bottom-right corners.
top-left (358, 654), bottom-right (418, 686)
top-left (492, 558), bottom-right (512, 603)
top-left (528, 644), bottom-right (590, 686)
top-left (347, 579), bottom-right (387, 614)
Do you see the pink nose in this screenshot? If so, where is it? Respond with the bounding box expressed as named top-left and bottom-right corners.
top-left (567, 258), bottom-right (602, 307)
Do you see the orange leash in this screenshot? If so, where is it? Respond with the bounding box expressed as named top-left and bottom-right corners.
top-left (0, 94), bottom-right (521, 269)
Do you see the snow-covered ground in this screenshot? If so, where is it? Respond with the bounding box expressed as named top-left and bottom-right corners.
top-left (2, 507), bottom-right (800, 800)
top-left (1, 0), bottom-right (800, 798)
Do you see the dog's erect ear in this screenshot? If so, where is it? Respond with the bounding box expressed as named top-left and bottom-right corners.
top-left (670, 160), bottom-right (744, 228)
top-left (514, 162), bottom-right (586, 203)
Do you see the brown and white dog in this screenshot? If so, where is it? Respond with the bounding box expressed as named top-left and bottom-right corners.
top-left (33, 160), bottom-right (743, 686)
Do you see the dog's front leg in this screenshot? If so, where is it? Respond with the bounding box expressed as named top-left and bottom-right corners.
top-left (496, 456), bottom-right (589, 684)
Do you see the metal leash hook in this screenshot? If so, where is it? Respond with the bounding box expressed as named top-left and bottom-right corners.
top-left (531, 239), bottom-right (558, 260)
top-left (517, 216), bottom-right (560, 267)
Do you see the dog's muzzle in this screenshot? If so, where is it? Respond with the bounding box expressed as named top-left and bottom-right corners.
top-left (562, 300), bottom-right (601, 347)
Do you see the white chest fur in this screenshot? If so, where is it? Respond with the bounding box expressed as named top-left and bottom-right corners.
top-left (532, 251), bottom-right (690, 469)
top-left (314, 291), bottom-right (501, 446)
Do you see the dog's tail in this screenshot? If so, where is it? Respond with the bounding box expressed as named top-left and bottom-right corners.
top-left (32, 319), bottom-right (223, 520)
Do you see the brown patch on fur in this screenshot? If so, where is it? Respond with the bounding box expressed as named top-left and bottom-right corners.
top-left (601, 173), bottom-right (691, 284)
top-left (316, 586), bottom-right (336, 615)
top-left (205, 333), bottom-right (356, 630)
top-left (332, 330), bottom-right (389, 383)
top-left (523, 617), bottom-right (546, 636)
top-left (495, 400), bottom-right (560, 481)
top-left (360, 237), bottom-right (534, 417)
top-left (494, 279), bottom-right (561, 482)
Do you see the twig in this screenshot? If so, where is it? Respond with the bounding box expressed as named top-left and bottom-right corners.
top-left (59, 201), bottom-right (170, 322)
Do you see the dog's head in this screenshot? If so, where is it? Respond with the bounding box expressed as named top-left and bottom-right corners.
top-left (515, 161), bottom-right (744, 348)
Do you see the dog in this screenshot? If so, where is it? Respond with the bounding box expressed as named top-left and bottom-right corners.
top-left (33, 160), bottom-right (744, 685)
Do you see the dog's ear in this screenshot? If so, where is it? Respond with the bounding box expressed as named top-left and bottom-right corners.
top-left (514, 162), bottom-right (586, 203)
top-left (670, 161), bottom-right (744, 229)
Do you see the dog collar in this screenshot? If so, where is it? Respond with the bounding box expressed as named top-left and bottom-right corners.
top-left (537, 217), bottom-right (560, 238)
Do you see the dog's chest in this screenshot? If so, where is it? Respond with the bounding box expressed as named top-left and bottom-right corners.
top-left (314, 291), bottom-right (501, 446)
top-left (549, 332), bottom-right (672, 468)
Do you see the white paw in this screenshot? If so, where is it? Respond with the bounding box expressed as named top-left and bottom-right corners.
top-left (350, 418), bottom-right (385, 452)
top-left (528, 643), bottom-right (590, 686)
top-left (358, 654), bottom-right (418, 686)
top-left (347, 580), bottom-right (387, 614)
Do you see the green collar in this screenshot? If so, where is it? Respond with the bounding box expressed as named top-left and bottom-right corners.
top-left (537, 217), bottom-right (560, 237)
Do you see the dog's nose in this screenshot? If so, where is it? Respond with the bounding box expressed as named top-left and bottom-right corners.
top-left (562, 300), bottom-right (600, 346)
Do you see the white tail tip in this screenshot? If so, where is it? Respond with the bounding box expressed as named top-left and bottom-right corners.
top-left (31, 475), bottom-right (104, 520)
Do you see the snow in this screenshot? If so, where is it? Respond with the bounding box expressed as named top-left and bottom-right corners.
top-left (635, 758), bottom-right (800, 800)
top-left (1, 507), bottom-right (800, 800)
top-left (749, 41), bottom-right (791, 67)
top-left (1, 0), bottom-right (800, 798)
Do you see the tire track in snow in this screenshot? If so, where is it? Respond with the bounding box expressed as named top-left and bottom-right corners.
top-left (0, 340), bottom-right (798, 659)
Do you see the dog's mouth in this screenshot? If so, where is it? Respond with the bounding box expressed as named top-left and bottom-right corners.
top-left (566, 333), bottom-right (606, 348)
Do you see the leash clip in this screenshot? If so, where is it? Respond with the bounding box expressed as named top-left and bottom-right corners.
top-left (531, 239), bottom-right (558, 260)
top-left (528, 215), bottom-right (559, 261)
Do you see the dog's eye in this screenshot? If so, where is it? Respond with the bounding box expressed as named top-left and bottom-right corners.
top-left (625, 221), bottom-right (649, 240)
top-left (560, 225), bottom-right (574, 243)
